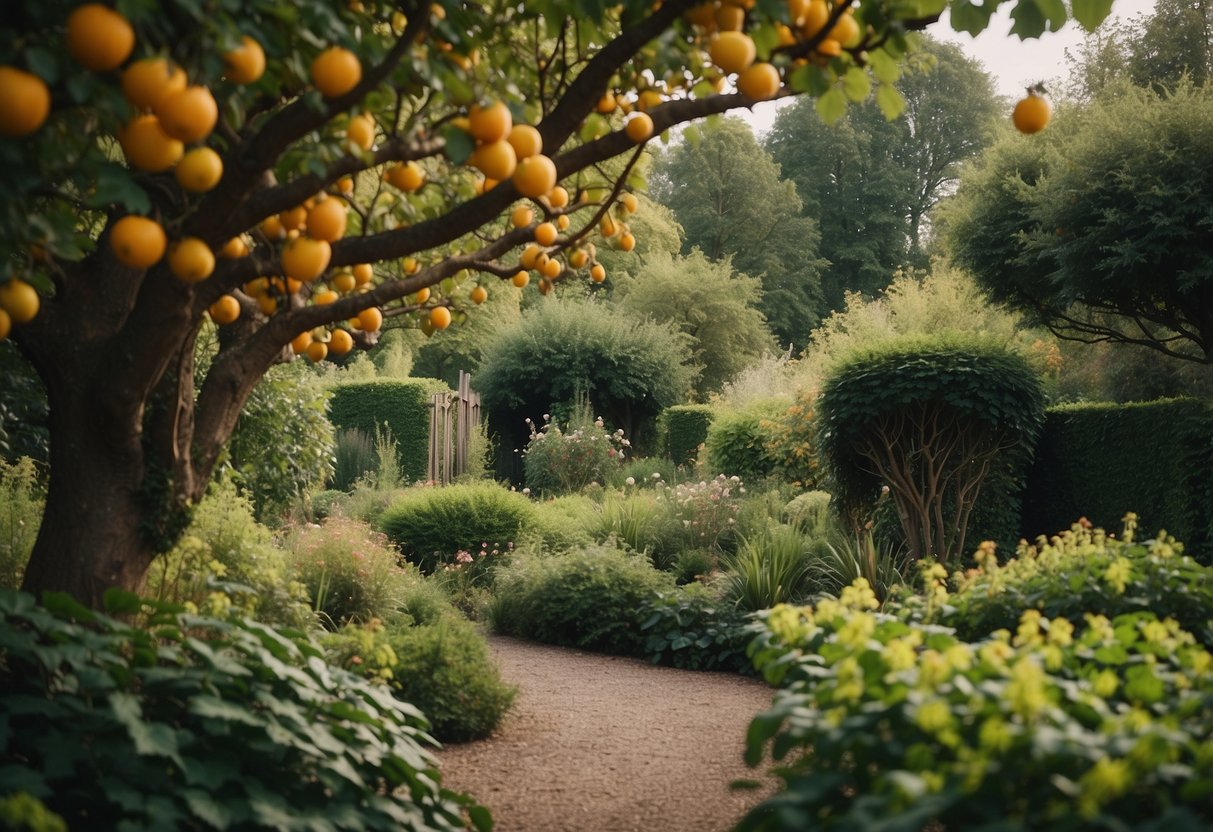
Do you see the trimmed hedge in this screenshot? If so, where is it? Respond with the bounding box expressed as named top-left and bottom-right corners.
top-left (328, 380), bottom-right (449, 484)
top-left (658, 405), bottom-right (715, 464)
top-left (1021, 398), bottom-right (1213, 562)
top-left (704, 399), bottom-right (784, 482)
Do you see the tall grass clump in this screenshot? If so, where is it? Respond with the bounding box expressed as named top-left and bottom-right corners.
top-left (723, 523), bottom-right (816, 611)
top-left (331, 428), bottom-right (376, 491)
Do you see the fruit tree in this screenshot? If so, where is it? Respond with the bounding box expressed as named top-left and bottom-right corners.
top-left (0, 0), bottom-right (1110, 607)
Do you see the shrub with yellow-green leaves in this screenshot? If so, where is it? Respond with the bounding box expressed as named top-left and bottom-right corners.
top-left (738, 579), bottom-right (1213, 831)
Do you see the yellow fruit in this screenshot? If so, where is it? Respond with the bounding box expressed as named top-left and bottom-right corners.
top-left (520, 244), bottom-right (542, 269)
top-left (511, 270), bottom-right (530, 288)
top-left (313, 289), bottom-right (339, 305)
top-left (208, 295), bottom-right (241, 325)
top-left (0, 279), bottom-right (40, 324)
top-left (716, 4), bottom-right (745, 31)
top-left (353, 263), bottom-right (374, 284)
top-left (828, 13), bottom-right (861, 48)
top-left (557, 214), bottom-right (570, 230)
top-left (332, 271), bottom-right (357, 293)
top-left (110, 215), bottom-right (166, 268)
top-left (686, 3), bottom-right (717, 27)
top-left (534, 222), bottom-right (558, 246)
top-left (619, 232), bottom-right (636, 252)
top-left (508, 124), bottom-right (543, 159)
top-left (429, 306), bottom-right (452, 329)
top-left (788, 0), bottom-right (811, 24)
top-left (737, 63), bottom-right (781, 100)
top-left (0, 67), bottom-right (51, 138)
top-left (636, 89), bottom-right (664, 111)
top-left (154, 86), bottom-right (218, 143)
top-left (307, 198), bottom-right (348, 242)
top-left (817, 38), bottom-right (842, 58)
top-left (620, 193), bottom-right (639, 213)
top-left (400, 258), bottom-right (419, 276)
top-left (281, 236), bottom-right (331, 282)
top-left (260, 215), bottom-right (285, 240)
top-left (280, 205), bottom-right (308, 231)
top-left (257, 294), bottom-right (278, 315)
top-left (511, 205), bottom-right (534, 228)
top-left (541, 258), bottom-right (562, 279)
top-left (600, 215), bottom-right (618, 237)
top-left (291, 331), bottom-right (313, 353)
top-left (67, 4), bottom-right (134, 72)
top-left (175, 147), bottom-right (224, 192)
top-left (468, 101), bottom-right (512, 143)
top-left (329, 328), bottom-right (354, 355)
top-left (709, 31), bottom-right (756, 75)
top-left (801, 0), bottom-right (830, 36)
top-left (168, 238), bottom-right (215, 282)
top-left (311, 47), bottom-right (361, 98)
top-left (625, 112), bottom-right (654, 143)
top-left (1013, 92), bottom-right (1052, 134)
top-left (568, 248), bottom-right (588, 269)
top-left (357, 306), bottom-right (383, 332)
top-left (470, 139), bottom-right (517, 181)
top-left (306, 340), bottom-right (328, 362)
top-left (223, 36), bottom-right (266, 84)
top-left (0, 308), bottom-right (9, 341)
top-left (414, 286), bottom-right (431, 304)
top-left (548, 185), bottom-right (570, 208)
top-left (470, 286), bottom-right (487, 304)
top-left (590, 263), bottom-right (606, 283)
top-left (596, 92), bottom-right (617, 113)
top-left (514, 155), bottom-right (558, 198)
top-left (346, 113), bottom-right (375, 150)
top-left (118, 115), bottom-right (184, 172)
top-left (386, 160), bottom-right (426, 191)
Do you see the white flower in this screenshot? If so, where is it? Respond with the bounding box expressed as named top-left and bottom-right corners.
top-left (730, 476), bottom-right (741, 483)
top-left (625, 477), bottom-right (636, 486)
top-left (652, 472), bottom-right (662, 479)
top-left (522, 487), bottom-right (531, 495)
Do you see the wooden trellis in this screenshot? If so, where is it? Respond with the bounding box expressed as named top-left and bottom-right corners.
top-left (427, 370), bottom-right (481, 485)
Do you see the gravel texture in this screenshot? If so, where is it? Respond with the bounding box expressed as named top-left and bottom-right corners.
top-left (438, 635), bottom-right (776, 832)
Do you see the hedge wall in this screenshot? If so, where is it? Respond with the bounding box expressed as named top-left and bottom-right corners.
top-left (328, 379), bottom-right (450, 484)
top-left (1021, 398), bottom-right (1213, 562)
top-left (658, 405), bottom-right (715, 464)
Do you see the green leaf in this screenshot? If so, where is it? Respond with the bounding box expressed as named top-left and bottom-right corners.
top-left (950, 0), bottom-right (996, 35)
top-left (816, 88), bottom-right (848, 126)
top-left (876, 85), bottom-right (907, 120)
top-left (868, 50), bottom-right (901, 84)
top-left (842, 68), bottom-right (872, 103)
top-left (1009, 1), bottom-right (1047, 38)
top-left (104, 588), bottom-right (143, 616)
top-left (468, 804), bottom-right (494, 832)
top-left (439, 124), bottom-right (475, 165)
top-left (90, 164), bottom-right (151, 214)
top-left (1071, 0), bottom-right (1114, 30)
top-left (1035, 0), bottom-right (1068, 31)
top-left (40, 592), bottom-right (96, 624)
top-left (789, 64), bottom-right (831, 96)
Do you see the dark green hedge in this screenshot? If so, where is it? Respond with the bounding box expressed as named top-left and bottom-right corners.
top-left (1021, 398), bottom-right (1213, 562)
top-left (658, 405), bottom-right (715, 464)
top-left (328, 380), bottom-right (449, 484)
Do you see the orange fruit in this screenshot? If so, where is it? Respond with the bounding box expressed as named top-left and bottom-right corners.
top-left (737, 63), bottom-right (781, 100)
top-left (168, 238), bottom-right (215, 282)
top-left (260, 215), bottom-right (285, 240)
top-left (520, 244), bottom-right (542, 269)
top-left (331, 271), bottom-right (357, 293)
top-left (311, 47), bottom-right (361, 98)
top-left (716, 4), bottom-right (745, 31)
top-left (154, 86), bottom-right (218, 143)
top-left (429, 306), bottom-right (452, 330)
top-left (557, 214), bottom-right (570, 230)
top-left (307, 198), bottom-right (348, 242)
top-left (353, 263), bottom-right (374, 284)
top-left (386, 160), bottom-right (425, 191)
top-left (67, 4), bottom-right (134, 72)
top-left (357, 306), bottom-right (383, 332)
top-left (513, 154), bottom-right (557, 199)
top-left (508, 124), bottom-right (543, 159)
top-left (0, 67), bottom-right (51, 138)
top-left (220, 236), bottom-right (249, 258)
top-left (600, 214), bottom-right (618, 237)
top-left (620, 193), bottom-right (639, 213)
top-left (534, 221), bottom-right (558, 246)
top-left (280, 205), bottom-right (308, 231)
top-left (619, 232), bottom-right (636, 252)
top-left (537, 278), bottom-right (552, 296)
top-left (121, 58), bottom-right (186, 111)
top-left (401, 257), bottom-right (419, 275)
top-left (413, 286), bottom-right (431, 304)
top-left (568, 248), bottom-right (588, 269)
top-left (547, 185), bottom-right (570, 208)
top-left (346, 113), bottom-right (375, 150)
top-left (118, 115), bottom-right (184, 172)
top-left (709, 31), bottom-right (756, 74)
top-left (337, 176), bottom-right (354, 194)
top-left (511, 270), bottom-right (529, 288)
top-left (0, 308), bottom-right (9, 341)
top-left (541, 257), bottom-right (562, 279)
top-left (257, 294), bottom-right (278, 315)
top-left (788, 0), bottom-right (811, 25)
top-left (511, 205), bottom-right (534, 228)
top-left (817, 38), bottom-right (842, 58)
top-left (313, 288), bottom-right (339, 305)
top-left (468, 101), bottom-right (512, 143)
top-left (801, 0), bottom-right (830, 36)
top-left (470, 285), bottom-right (487, 304)
top-left (291, 331), bottom-right (313, 353)
top-left (470, 139), bottom-right (517, 181)
top-left (305, 340), bottom-right (328, 362)
top-left (1013, 92), bottom-right (1052, 134)
top-left (282, 237), bottom-right (331, 282)
top-left (625, 112), bottom-right (654, 143)
top-left (828, 13), bottom-right (861, 48)
top-left (223, 36), bottom-right (266, 84)
top-left (175, 147), bottom-right (224, 192)
top-left (110, 215), bottom-right (166, 268)
top-left (329, 328), bottom-right (354, 355)
top-left (590, 263), bottom-right (606, 283)
top-left (596, 92), bottom-right (617, 113)
top-left (208, 295), bottom-right (241, 325)
top-left (0, 279), bottom-right (39, 324)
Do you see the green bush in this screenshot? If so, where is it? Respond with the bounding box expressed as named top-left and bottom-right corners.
top-left (1021, 398), bottom-right (1213, 563)
top-left (328, 379), bottom-right (450, 484)
top-left (325, 616), bottom-right (515, 743)
top-left (704, 399), bottom-right (784, 483)
top-left (591, 490), bottom-right (681, 568)
top-left (309, 488), bottom-right (349, 521)
top-left (722, 524), bottom-right (816, 612)
top-left (739, 583), bottom-right (1213, 831)
top-left (284, 517), bottom-right (413, 628)
top-left (609, 456), bottom-right (684, 489)
top-left (783, 490), bottom-right (832, 536)
top-left (332, 427), bottom-right (377, 491)
top-left (521, 412), bottom-right (629, 496)
top-left (489, 545), bottom-right (675, 655)
top-left (528, 495), bottom-right (597, 552)
top-left (0, 457), bottom-right (42, 589)
top-left (0, 590), bottom-right (485, 831)
top-left (379, 481), bottom-right (536, 573)
top-left (639, 583), bottom-right (755, 674)
top-left (658, 405), bottom-right (715, 464)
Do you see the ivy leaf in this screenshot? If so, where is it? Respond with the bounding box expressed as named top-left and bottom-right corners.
top-left (816, 88), bottom-right (848, 126)
top-left (1071, 0), bottom-right (1115, 30)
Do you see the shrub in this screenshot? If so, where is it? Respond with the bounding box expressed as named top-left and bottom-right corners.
top-left (0, 457), bottom-right (42, 589)
top-left (673, 548), bottom-right (717, 584)
top-left (704, 399), bottom-right (784, 483)
top-left (813, 527), bottom-right (907, 604)
top-left (762, 389), bottom-right (823, 490)
top-left (309, 488), bottom-right (348, 521)
top-left (1021, 398), bottom-right (1213, 563)
top-left (328, 379), bottom-right (449, 484)
top-left (0, 590), bottom-right (484, 831)
top-left (284, 517), bottom-right (412, 628)
top-left (740, 583), bottom-right (1213, 831)
top-left (379, 481), bottom-right (535, 573)
top-left (609, 456), bottom-right (684, 489)
top-left (332, 427), bottom-right (377, 491)
top-left (325, 616), bottom-right (515, 743)
top-left (722, 524), bottom-right (816, 611)
top-left (639, 583), bottom-right (755, 673)
top-left (660, 474), bottom-right (745, 554)
top-left (591, 490), bottom-right (681, 569)
top-left (783, 490), bottom-right (832, 536)
top-left (817, 334), bottom-right (1046, 565)
top-left (528, 495), bottom-right (597, 552)
top-left (658, 404), bottom-right (715, 464)
top-left (522, 412), bottom-right (630, 496)
top-left (489, 545), bottom-right (675, 655)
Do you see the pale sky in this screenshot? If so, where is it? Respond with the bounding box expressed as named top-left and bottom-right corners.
top-left (743, 0), bottom-right (1158, 134)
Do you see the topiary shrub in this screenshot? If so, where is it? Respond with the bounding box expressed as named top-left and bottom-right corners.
top-left (489, 545), bottom-right (675, 655)
top-left (704, 399), bottom-right (785, 483)
top-left (328, 379), bottom-right (450, 484)
top-left (817, 334), bottom-right (1046, 566)
top-left (379, 481), bottom-right (536, 573)
top-left (0, 590), bottom-right (485, 831)
top-left (658, 404), bottom-right (715, 465)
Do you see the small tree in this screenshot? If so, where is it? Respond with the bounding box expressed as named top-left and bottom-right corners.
top-left (817, 335), bottom-right (1046, 566)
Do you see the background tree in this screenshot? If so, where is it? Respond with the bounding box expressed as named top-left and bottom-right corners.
top-left (651, 117), bottom-right (827, 348)
top-left (0, 0), bottom-right (1114, 606)
top-left (943, 83), bottom-right (1213, 363)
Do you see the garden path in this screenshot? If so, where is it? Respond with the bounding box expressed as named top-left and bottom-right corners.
top-left (438, 636), bottom-right (776, 832)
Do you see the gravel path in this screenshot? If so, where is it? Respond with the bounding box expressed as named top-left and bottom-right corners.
top-left (438, 636), bottom-right (776, 832)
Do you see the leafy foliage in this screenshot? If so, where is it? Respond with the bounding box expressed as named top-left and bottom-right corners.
top-left (704, 399), bottom-right (785, 483)
top-left (522, 411), bottom-right (630, 496)
top-left (0, 457), bottom-right (41, 589)
top-left (0, 590), bottom-right (484, 831)
top-left (783, 491), bottom-right (832, 537)
top-left (0, 345), bottom-right (47, 465)
top-left (327, 380), bottom-right (450, 486)
top-left (639, 583), bottom-right (755, 674)
top-left (723, 523), bottom-right (817, 612)
top-left (657, 404), bottom-right (715, 465)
